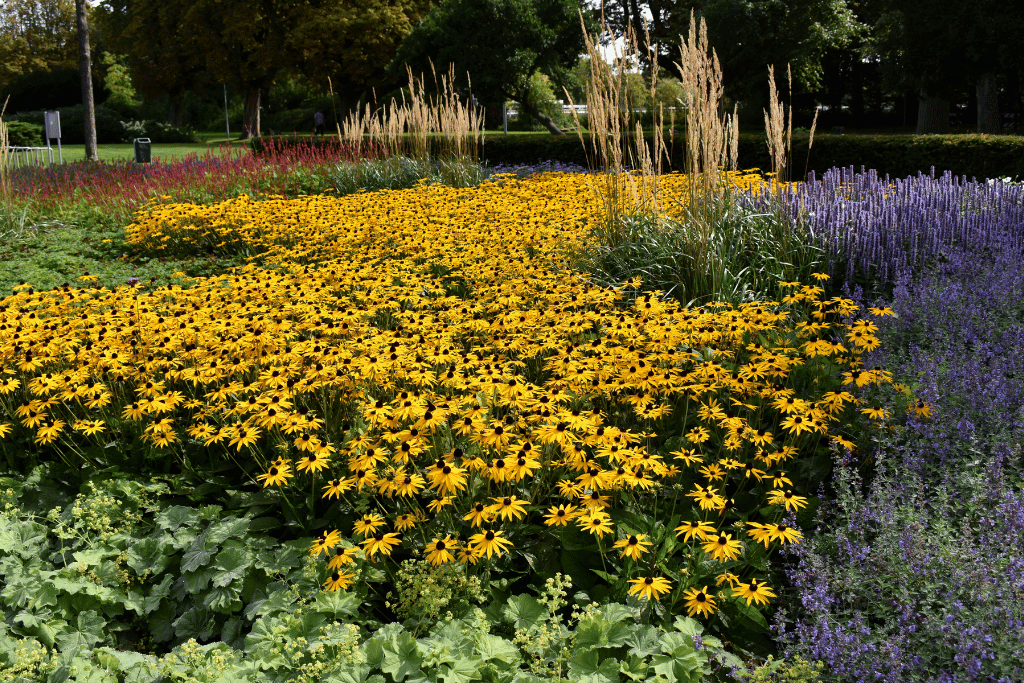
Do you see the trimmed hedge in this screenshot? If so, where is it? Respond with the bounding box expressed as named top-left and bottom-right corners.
top-left (481, 132), bottom-right (1024, 181)
top-left (251, 131), bottom-right (1024, 181)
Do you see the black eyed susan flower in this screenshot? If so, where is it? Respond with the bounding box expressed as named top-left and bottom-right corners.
top-left (543, 503), bottom-right (579, 526)
top-left (702, 532), bottom-right (743, 562)
top-left (745, 522), bottom-right (773, 548)
top-left (627, 575), bottom-right (671, 601)
top-left (426, 496), bottom-right (452, 513)
top-left (767, 522), bottom-right (804, 545)
top-left (687, 484), bottom-right (725, 512)
top-left (310, 529), bottom-right (341, 557)
top-left (425, 536), bottom-right (458, 566)
top-left (322, 477), bottom-right (353, 500)
top-left (462, 502), bottom-right (489, 528)
top-left (780, 413), bottom-right (814, 436)
top-left (353, 513), bottom-right (385, 537)
top-left (682, 586), bottom-right (717, 617)
top-left (578, 509), bottom-right (614, 538)
top-left (394, 513), bottom-right (419, 532)
top-left (733, 578), bottom-right (776, 606)
top-left (326, 546), bottom-right (359, 570)
top-left (323, 570), bottom-right (356, 591)
top-left (487, 495), bottom-right (529, 521)
top-left (675, 519), bottom-right (716, 543)
top-left (296, 452), bottom-right (330, 474)
top-left (360, 531), bottom-right (401, 561)
top-left (767, 489), bottom-right (808, 512)
top-left (426, 462), bottom-right (467, 496)
top-left (393, 472), bottom-right (426, 497)
top-left (257, 464), bottom-right (293, 487)
top-left (467, 530), bottom-right (513, 559)
top-left (613, 534), bottom-right (651, 561)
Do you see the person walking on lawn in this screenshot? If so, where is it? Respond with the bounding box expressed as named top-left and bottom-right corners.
top-left (314, 108), bottom-right (326, 135)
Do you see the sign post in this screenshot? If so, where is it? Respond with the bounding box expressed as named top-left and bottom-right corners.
top-left (44, 111), bottom-right (62, 164)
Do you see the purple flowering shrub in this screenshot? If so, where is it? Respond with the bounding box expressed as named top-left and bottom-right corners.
top-left (774, 249), bottom-right (1024, 682)
top-left (488, 159), bottom-right (592, 178)
top-left (737, 167), bottom-right (1024, 291)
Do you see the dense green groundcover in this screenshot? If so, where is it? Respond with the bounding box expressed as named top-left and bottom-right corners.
top-left (3, 469), bottom-right (800, 682)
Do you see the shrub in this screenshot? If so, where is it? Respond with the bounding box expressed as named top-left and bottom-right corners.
top-left (3, 121), bottom-right (44, 147)
top-left (119, 119), bottom-right (201, 144)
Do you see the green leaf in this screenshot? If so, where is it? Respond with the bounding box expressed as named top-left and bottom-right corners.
top-left (208, 517), bottom-right (250, 546)
top-left (203, 585), bottom-right (242, 614)
top-left (0, 519), bottom-right (47, 558)
top-left (474, 633), bottom-right (520, 666)
top-left (438, 656), bottom-right (482, 683)
top-left (155, 506), bottom-right (199, 531)
top-left (314, 588), bottom-right (360, 618)
top-left (502, 594), bottom-right (546, 631)
top-left (212, 546), bottom-right (253, 587)
top-left (174, 606), bottom-right (216, 641)
top-left (567, 649), bottom-right (620, 683)
top-left (362, 635), bottom-right (386, 669)
top-left (730, 597), bottom-right (770, 632)
top-left (184, 567), bottom-right (217, 594)
top-left (181, 540), bottom-right (214, 573)
top-left (600, 602), bottom-right (634, 624)
top-left (55, 610), bottom-right (104, 655)
top-left (623, 625), bottom-right (662, 658)
top-left (127, 535), bottom-right (174, 575)
top-left (381, 629), bottom-right (424, 682)
top-left (659, 631), bottom-right (698, 656)
top-left (671, 616), bottom-right (703, 638)
top-left (618, 654), bottom-right (649, 681)
top-left (148, 601), bottom-right (176, 643)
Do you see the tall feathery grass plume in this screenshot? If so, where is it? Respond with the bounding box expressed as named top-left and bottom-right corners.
top-left (338, 64), bottom-right (483, 169)
top-left (0, 96), bottom-right (10, 204)
top-left (673, 9), bottom-right (740, 230)
top-left (565, 11), bottom-right (669, 239)
top-left (764, 64), bottom-right (796, 185)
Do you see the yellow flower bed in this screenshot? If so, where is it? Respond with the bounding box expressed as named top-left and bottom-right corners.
top-left (0, 171), bottom-right (889, 616)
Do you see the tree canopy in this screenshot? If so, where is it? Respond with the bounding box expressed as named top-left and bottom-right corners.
top-left (96, 0), bottom-right (431, 136)
top-left (600, 0), bottom-right (864, 105)
top-left (391, 0), bottom-right (595, 134)
top-left (0, 0), bottom-right (78, 89)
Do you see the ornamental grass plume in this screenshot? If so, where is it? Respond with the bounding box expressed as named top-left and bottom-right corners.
top-left (339, 64), bottom-right (484, 167)
top-left (0, 96), bottom-right (10, 205)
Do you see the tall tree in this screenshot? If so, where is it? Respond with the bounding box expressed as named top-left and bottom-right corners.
top-left (0, 0), bottom-right (78, 89)
top-left (599, 0), bottom-right (865, 105)
top-left (95, 0), bottom-right (203, 126)
top-left (74, 0), bottom-right (97, 160)
top-left (285, 0), bottom-right (432, 106)
top-left (868, 0), bottom-right (1024, 134)
top-left (391, 0), bottom-right (594, 134)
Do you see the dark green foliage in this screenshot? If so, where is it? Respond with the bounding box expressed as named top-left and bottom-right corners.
top-left (3, 120), bottom-right (44, 147)
top-left (480, 132), bottom-right (1024, 181)
top-left (7, 105), bottom-right (127, 145)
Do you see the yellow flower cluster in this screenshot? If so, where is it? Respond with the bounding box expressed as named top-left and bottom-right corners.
top-left (0, 171), bottom-right (891, 614)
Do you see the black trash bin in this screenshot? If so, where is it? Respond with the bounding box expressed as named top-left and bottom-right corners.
top-left (134, 138), bottom-right (151, 163)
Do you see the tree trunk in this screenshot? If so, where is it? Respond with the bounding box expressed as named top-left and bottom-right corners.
top-left (75, 0), bottom-right (98, 161)
top-left (242, 87), bottom-right (261, 139)
top-left (976, 72), bottom-right (1000, 135)
top-left (519, 99), bottom-right (565, 135)
top-left (916, 94), bottom-right (950, 134)
top-left (168, 92), bottom-right (185, 127)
